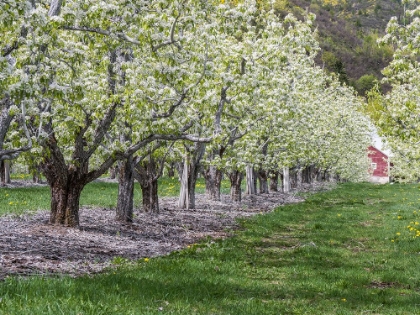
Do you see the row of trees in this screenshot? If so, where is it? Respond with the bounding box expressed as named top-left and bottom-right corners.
top-left (366, 1), bottom-right (420, 181)
top-left (1, 0), bottom-right (371, 227)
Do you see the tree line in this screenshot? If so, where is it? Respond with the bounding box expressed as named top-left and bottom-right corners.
top-left (1, 0), bottom-right (371, 227)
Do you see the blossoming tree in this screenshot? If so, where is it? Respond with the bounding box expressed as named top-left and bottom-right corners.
top-left (366, 2), bottom-right (420, 181)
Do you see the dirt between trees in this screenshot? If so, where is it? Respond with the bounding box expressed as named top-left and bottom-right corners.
top-left (0, 182), bottom-right (332, 280)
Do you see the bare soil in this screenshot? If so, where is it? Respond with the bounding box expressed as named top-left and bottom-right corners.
top-left (0, 182), bottom-right (332, 279)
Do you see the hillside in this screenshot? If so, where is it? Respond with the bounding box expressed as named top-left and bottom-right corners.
top-left (273, 0), bottom-right (414, 94)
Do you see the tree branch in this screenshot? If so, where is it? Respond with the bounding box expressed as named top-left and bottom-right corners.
top-left (48, 0), bottom-right (63, 17)
top-left (152, 15), bottom-right (181, 52)
top-left (151, 92), bottom-right (187, 119)
top-left (61, 26), bottom-right (141, 45)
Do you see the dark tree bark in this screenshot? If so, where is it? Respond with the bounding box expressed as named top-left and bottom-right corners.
top-left (203, 165), bottom-right (223, 201)
top-left (187, 160), bottom-right (200, 208)
top-left (167, 161), bottom-right (175, 178)
top-left (38, 77), bottom-right (122, 227)
top-left (308, 165), bottom-right (318, 183)
top-left (134, 156), bottom-right (160, 214)
top-left (0, 161), bottom-right (5, 186)
top-left (49, 179), bottom-right (83, 226)
top-left (257, 168), bottom-right (269, 194)
top-left (302, 166), bottom-right (309, 184)
top-left (296, 166), bottom-right (303, 189)
top-left (229, 170), bottom-right (242, 203)
top-left (290, 169), bottom-right (297, 189)
top-left (109, 166), bottom-right (117, 179)
top-left (269, 171), bottom-right (279, 192)
top-left (116, 157), bottom-right (135, 222)
top-left (40, 131), bottom-right (91, 226)
top-left (4, 160), bottom-right (10, 184)
top-left (140, 179), bottom-right (159, 213)
top-left (280, 172), bottom-right (284, 193)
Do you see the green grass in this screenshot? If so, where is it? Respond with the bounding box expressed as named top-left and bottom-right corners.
top-left (1, 182), bottom-right (420, 314)
top-left (0, 176), bottom-right (230, 216)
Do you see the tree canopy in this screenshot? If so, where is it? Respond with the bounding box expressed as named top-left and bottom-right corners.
top-left (366, 3), bottom-right (420, 181)
top-left (1, 0), bottom-right (372, 226)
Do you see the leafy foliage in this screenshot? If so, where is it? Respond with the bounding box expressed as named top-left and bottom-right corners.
top-left (366, 4), bottom-right (420, 181)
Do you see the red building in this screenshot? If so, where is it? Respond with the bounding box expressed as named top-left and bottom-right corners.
top-left (368, 146), bottom-right (390, 184)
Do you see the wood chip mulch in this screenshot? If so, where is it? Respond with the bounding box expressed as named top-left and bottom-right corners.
top-left (0, 182), bottom-right (333, 279)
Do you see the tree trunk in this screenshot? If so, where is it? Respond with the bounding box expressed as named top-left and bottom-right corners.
top-left (135, 157), bottom-right (160, 214)
top-left (178, 158), bottom-right (189, 209)
top-left (33, 172), bottom-right (39, 183)
top-left (175, 161), bottom-right (184, 182)
top-left (302, 167), bottom-right (309, 184)
top-left (290, 169), bottom-right (297, 189)
top-left (178, 143), bottom-right (205, 209)
top-left (203, 165), bottom-right (223, 201)
top-left (257, 169), bottom-right (269, 194)
top-left (188, 164), bottom-right (199, 208)
top-left (296, 166), bottom-right (303, 189)
top-left (109, 166), bottom-right (117, 179)
top-left (167, 162), bottom-right (175, 178)
top-left (30, 162), bottom-right (42, 183)
top-left (310, 165), bottom-right (317, 183)
top-left (3, 160), bottom-right (10, 184)
top-left (283, 167), bottom-right (290, 193)
top-left (245, 165), bottom-right (256, 195)
top-left (141, 178), bottom-right (159, 213)
top-left (253, 168), bottom-right (258, 193)
top-left (0, 161), bottom-right (5, 186)
top-left (269, 171), bottom-right (279, 192)
top-left (49, 180), bottom-right (84, 226)
top-left (116, 158), bottom-right (135, 222)
top-left (229, 170), bottom-right (242, 203)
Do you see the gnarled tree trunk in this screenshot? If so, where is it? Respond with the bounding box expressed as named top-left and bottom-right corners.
top-left (135, 156), bottom-right (160, 213)
top-left (140, 178), bottom-right (159, 213)
top-left (116, 157), bottom-right (135, 222)
top-left (269, 171), bottom-right (279, 192)
top-left (0, 160), bottom-right (11, 186)
top-left (49, 179), bottom-right (84, 226)
top-left (229, 170), bottom-right (242, 203)
top-left (257, 168), bottom-right (269, 194)
top-left (203, 165), bottom-right (223, 201)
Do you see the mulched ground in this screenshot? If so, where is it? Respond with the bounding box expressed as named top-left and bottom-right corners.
top-left (0, 182), bottom-right (333, 280)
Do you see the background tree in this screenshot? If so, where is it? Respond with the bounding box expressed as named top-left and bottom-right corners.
top-left (366, 4), bottom-right (420, 181)
top-left (0, 1), bottom-right (34, 162)
top-left (10, 0), bottom-right (212, 226)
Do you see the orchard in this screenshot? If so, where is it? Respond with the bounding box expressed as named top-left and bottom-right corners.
top-left (1, 0), bottom-right (372, 227)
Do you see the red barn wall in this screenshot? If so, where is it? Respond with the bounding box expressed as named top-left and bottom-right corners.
top-left (368, 146), bottom-right (389, 177)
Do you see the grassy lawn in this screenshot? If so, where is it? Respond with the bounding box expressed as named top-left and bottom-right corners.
top-left (0, 176), bottom-right (233, 216)
top-left (1, 182), bottom-right (420, 314)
